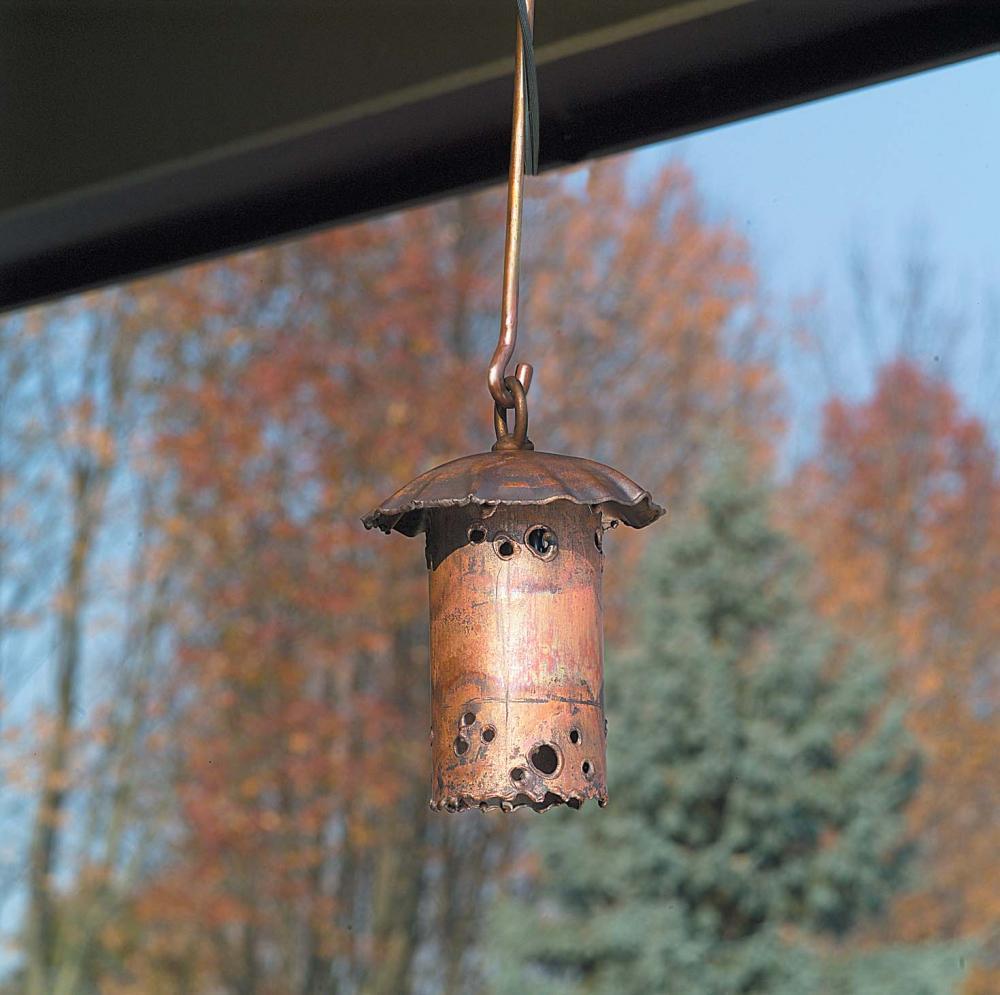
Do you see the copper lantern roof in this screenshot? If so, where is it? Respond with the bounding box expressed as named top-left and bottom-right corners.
top-left (362, 449), bottom-right (664, 538)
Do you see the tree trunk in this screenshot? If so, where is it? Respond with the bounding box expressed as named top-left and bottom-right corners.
top-left (25, 462), bottom-right (105, 995)
top-left (363, 784), bottom-right (430, 995)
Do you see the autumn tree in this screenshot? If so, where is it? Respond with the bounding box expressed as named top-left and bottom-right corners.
top-left (0, 292), bottom-right (170, 994)
top-left (789, 359), bottom-right (999, 989)
top-left (82, 192), bottom-right (518, 995)
top-left (88, 156), bottom-right (778, 994)
top-left (0, 154), bottom-right (779, 994)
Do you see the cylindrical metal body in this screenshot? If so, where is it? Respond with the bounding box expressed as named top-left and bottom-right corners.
top-left (426, 499), bottom-right (607, 812)
top-left (364, 448), bottom-right (664, 814)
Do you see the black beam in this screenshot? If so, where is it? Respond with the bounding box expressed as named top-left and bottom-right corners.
top-left (1, 1), bottom-right (997, 312)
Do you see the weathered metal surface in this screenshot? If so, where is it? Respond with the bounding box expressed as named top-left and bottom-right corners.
top-left (363, 447), bottom-right (662, 813)
top-left (426, 500), bottom-right (607, 812)
top-left (362, 449), bottom-right (664, 538)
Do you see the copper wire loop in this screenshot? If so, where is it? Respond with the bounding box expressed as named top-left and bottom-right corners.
top-left (492, 376), bottom-right (533, 451)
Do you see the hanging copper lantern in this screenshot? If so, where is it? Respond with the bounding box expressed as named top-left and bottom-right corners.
top-left (363, 1), bottom-right (663, 812)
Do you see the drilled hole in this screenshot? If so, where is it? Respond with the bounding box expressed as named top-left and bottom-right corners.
top-left (510, 766), bottom-right (526, 783)
top-left (582, 760), bottom-right (592, 776)
top-left (454, 736), bottom-right (469, 756)
top-left (467, 524), bottom-right (487, 544)
top-left (461, 711), bottom-right (477, 727)
top-left (482, 725), bottom-right (496, 743)
top-left (526, 525), bottom-right (558, 560)
top-left (529, 743), bottom-right (560, 777)
top-left (569, 728), bottom-right (581, 745)
top-left (494, 535), bottom-right (517, 559)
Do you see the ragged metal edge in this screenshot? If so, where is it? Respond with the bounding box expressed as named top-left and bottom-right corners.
top-left (361, 450), bottom-right (665, 536)
top-left (363, 494), bottom-right (664, 537)
top-left (429, 787), bottom-right (609, 814)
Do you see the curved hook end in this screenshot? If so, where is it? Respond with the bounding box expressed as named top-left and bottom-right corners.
top-left (489, 360), bottom-right (533, 408)
top-left (515, 362), bottom-right (533, 395)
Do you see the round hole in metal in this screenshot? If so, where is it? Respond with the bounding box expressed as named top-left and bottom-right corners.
top-left (494, 535), bottom-right (517, 559)
top-left (529, 743), bottom-right (560, 777)
top-left (454, 736), bottom-right (469, 756)
top-left (461, 711), bottom-right (477, 727)
top-left (582, 760), bottom-right (593, 776)
top-left (526, 525), bottom-right (558, 560)
top-left (482, 725), bottom-right (496, 743)
top-left (467, 524), bottom-right (487, 544)
top-left (569, 728), bottom-right (581, 745)
top-left (510, 766), bottom-right (527, 783)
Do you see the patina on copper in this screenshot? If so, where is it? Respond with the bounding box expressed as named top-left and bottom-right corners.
top-left (363, 446), bottom-right (663, 812)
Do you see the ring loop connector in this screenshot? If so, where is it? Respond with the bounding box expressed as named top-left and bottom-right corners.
top-left (492, 376), bottom-right (534, 451)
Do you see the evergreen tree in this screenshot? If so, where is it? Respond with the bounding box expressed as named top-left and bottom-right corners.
top-left (488, 460), bottom-right (926, 994)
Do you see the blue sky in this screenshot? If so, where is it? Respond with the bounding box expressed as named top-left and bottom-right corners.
top-left (650, 52), bottom-right (999, 305)
top-left (632, 52), bottom-right (999, 460)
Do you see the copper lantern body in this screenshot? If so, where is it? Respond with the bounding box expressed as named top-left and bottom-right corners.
top-left (364, 449), bottom-right (663, 812)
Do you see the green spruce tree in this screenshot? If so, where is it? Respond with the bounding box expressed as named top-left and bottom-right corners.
top-left (488, 459), bottom-right (924, 995)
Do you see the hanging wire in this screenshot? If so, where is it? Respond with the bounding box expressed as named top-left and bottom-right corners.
top-left (488, 0), bottom-right (539, 412)
top-left (515, 0), bottom-right (540, 177)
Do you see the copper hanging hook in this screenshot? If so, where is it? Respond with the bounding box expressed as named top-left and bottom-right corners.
top-left (488, 0), bottom-right (536, 409)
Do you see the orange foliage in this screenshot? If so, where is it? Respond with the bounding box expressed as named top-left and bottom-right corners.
top-left (788, 360), bottom-right (999, 970)
top-left (86, 158), bottom-right (779, 992)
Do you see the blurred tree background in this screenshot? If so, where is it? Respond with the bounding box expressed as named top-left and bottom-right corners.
top-left (0, 157), bottom-right (995, 994)
top-left (488, 460), bottom-right (961, 995)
